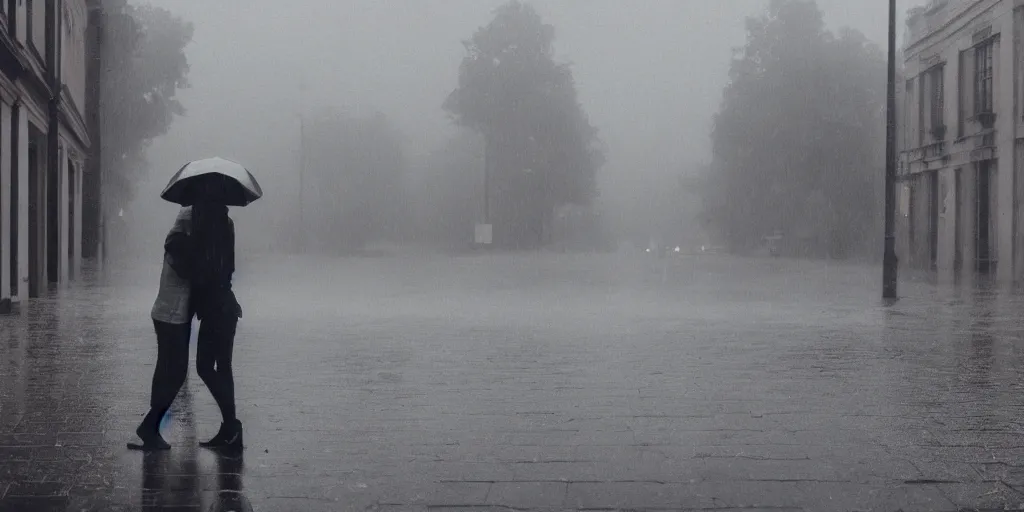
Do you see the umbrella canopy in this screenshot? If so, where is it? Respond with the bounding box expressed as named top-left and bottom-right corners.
top-left (160, 157), bottom-right (263, 207)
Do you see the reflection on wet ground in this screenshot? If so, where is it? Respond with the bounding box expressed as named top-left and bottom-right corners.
top-left (136, 383), bottom-right (250, 511)
top-left (3, 253), bottom-right (1024, 510)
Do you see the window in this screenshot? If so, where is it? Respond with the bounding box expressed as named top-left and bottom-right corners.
top-left (6, 0), bottom-right (16, 37)
top-left (927, 65), bottom-right (945, 139)
top-left (29, 0), bottom-right (45, 59)
top-left (975, 38), bottom-right (995, 115)
top-left (919, 76), bottom-right (926, 145)
top-left (976, 160), bottom-right (994, 274)
top-left (62, 4), bottom-right (71, 35)
top-left (905, 78), bottom-right (914, 147)
top-left (958, 50), bottom-right (966, 137)
top-left (24, 0), bottom-right (31, 46)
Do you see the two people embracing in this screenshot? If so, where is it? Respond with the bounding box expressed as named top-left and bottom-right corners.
top-left (129, 161), bottom-right (259, 453)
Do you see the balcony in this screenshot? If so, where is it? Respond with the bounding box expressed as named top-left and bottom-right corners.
top-left (967, 128), bottom-right (997, 162)
top-left (924, 140), bottom-right (946, 159)
top-left (968, 110), bottom-right (996, 130)
top-left (903, 134), bottom-right (949, 164)
top-left (899, 125), bottom-right (960, 175)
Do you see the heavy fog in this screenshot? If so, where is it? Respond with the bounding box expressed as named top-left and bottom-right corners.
top-left (111, 0), bottom-right (913, 261)
top-left (16, 2), bottom-right (1024, 509)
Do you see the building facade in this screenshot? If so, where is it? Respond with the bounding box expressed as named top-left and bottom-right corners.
top-left (0, 0), bottom-right (96, 312)
top-left (898, 0), bottom-right (1024, 284)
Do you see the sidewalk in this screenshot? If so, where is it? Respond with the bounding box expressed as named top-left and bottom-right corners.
top-left (2, 254), bottom-right (1024, 511)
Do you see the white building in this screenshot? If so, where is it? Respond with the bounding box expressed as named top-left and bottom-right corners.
top-left (898, 0), bottom-right (1024, 284)
top-left (0, 0), bottom-right (96, 312)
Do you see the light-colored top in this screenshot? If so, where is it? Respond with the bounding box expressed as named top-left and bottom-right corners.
top-left (151, 207), bottom-right (192, 324)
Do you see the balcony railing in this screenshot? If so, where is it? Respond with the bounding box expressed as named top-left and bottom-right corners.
top-left (899, 126), bottom-right (998, 171)
top-left (979, 130), bottom-right (995, 148)
top-left (924, 141), bottom-right (946, 159)
top-left (903, 140), bottom-right (947, 163)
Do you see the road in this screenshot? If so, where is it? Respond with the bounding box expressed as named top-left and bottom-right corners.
top-left (2, 251), bottom-right (1024, 511)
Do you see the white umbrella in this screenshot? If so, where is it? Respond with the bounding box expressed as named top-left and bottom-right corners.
top-left (160, 157), bottom-right (263, 207)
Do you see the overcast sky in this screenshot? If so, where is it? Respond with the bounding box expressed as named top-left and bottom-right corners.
top-left (128, 0), bottom-right (916, 245)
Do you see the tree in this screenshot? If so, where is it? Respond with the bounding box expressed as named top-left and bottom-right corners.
top-left (706, 0), bottom-right (885, 259)
top-left (99, 0), bottom-right (193, 254)
top-left (444, 0), bottom-right (602, 249)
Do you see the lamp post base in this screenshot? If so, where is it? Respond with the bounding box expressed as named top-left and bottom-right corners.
top-left (882, 237), bottom-right (898, 300)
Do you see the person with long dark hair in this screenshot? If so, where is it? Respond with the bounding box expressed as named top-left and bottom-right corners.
top-left (190, 200), bottom-right (244, 451)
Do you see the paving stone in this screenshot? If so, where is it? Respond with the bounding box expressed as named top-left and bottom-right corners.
top-left (486, 481), bottom-right (567, 508)
top-left (699, 457), bottom-right (846, 482)
top-left (934, 482), bottom-right (1024, 511)
top-left (792, 482), bottom-right (957, 511)
top-left (0, 496), bottom-right (69, 512)
top-left (3, 481), bottom-right (66, 497)
top-left (565, 481), bottom-right (715, 509)
top-left (369, 480), bottom-right (491, 506)
top-left (687, 480), bottom-right (805, 509)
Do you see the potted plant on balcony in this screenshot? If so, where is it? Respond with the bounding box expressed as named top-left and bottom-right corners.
top-left (976, 111), bottom-right (996, 129)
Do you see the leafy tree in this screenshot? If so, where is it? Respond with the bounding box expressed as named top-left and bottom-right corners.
top-left (97, 0), bottom-right (192, 254)
top-left (706, 0), bottom-right (885, 259)
top-left (444, 0), bottom-right (602, 249)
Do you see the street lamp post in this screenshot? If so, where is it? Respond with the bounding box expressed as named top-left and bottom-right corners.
top-left (882, 0), bottom-right (899, 300)
top-left (297, 79), bottom-right (308, 251)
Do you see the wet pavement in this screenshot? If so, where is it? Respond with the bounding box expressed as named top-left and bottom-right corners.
top-left (3, 251), bottom-right (1024, 511)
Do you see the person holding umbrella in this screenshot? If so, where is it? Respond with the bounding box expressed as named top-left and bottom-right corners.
top-left (130, 158), bottom-right (262, 452)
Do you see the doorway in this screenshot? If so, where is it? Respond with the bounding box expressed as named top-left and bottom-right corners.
top-left (27, 137), bottom-right (38, 297)
top-left (929, 170), bottom-right (939, 270)
top-left (26, 125), bottom-right (48, 297)
top-left (67, 159), bottom-right (74, 281)
top-left (954, 168), bottom-right (963, 273)
top-left (975, 160), bottom-right (993, 275)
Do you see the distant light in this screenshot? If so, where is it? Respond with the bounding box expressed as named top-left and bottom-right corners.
top-left (645, 248), bottom-right (651, 253)
top-left (701, 245), bottom-right (705, 252)
top-left (674, 246), bottom-right (681, 253)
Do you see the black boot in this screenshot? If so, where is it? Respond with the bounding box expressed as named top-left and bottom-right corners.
top-left (127, 411), bottom-right (171, 451)
top-left (200, 419), bottom-right (243, 451)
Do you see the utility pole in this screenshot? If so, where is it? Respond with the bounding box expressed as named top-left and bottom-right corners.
top-left (299, 113), bottom-right (306, 250)
top-left (883, 0), bottom-right (899, 300)
top-left (298, 79), bottom-right (308, 251)
top-left (483, 136), bottom-right (490, 224)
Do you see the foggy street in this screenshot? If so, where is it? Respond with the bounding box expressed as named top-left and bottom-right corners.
top-left (1, 0), bottom-right (1020, 509)
top-left (3, 252), bottom-right (1024, 511)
